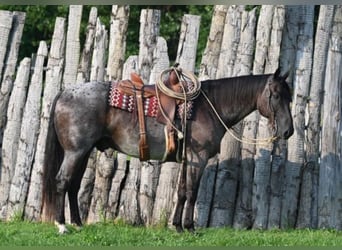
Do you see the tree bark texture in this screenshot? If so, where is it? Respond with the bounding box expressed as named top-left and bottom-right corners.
top-left (0, 57), bottom-right (31, 219)
top-left (300, 5), bottom-right (335, 229)
top-left (282, 5), bottom-right (314, 229)
top-left (138, 9), bottom-right (160, 83)
top-left (0, 10), bottom-right (13, 84)
top-left (14, 42), bottom-right (47, 221)
top-left (176, 14), bottom-right (201, 72)
top-left (0, 11), bottom-right (26, 169)
top-left (199, 5), bottom-right (228, 80)
top-left (107, 5), bottom-right (130, 82)
top-left (216, 5), bottom-right (243, 79)
top-left (76, 7), bottom-right (97, 83)
top-left (62, 5), bottom-right (82, 87)
top-left (318, 5), bottom-right (342, 230)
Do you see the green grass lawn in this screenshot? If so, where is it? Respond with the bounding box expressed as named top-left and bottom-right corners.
top-left (0, 221), bottom-right (341, 246)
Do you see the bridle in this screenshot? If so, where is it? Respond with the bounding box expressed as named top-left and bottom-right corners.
top-left (265, 77), bottom-right (278, 137)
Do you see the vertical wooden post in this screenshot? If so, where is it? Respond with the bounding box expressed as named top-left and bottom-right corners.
top-left (0, 57), bottom-right (31, 219)
top-left (76, 7), bottom-right (97, 83)
top-left (0, 10), bottom-right (13, 83)
top-left (176, 14), bottom-right (201, 72)
top-left (9, 42), bottom-right (47, 220)
top-left (318, 5), bottom-right (342, 230)
top-left (0, 11), bottom-right (25, 169)
top-left (299, 5), bottom-right (334, 229)
top-left (63, 5), bottom-right (82, 87)
top-left (138, 9), bottom-right (160, 83)
top-left (107, 5), bottom-right (130, 81)
top-left (198, 5), bottom-right (228, 80)
top-left (281, 5), bottom-right (314, 229)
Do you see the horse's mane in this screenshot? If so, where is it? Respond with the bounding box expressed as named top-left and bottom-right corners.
top-left (201, 74), bottom-right (271, 107)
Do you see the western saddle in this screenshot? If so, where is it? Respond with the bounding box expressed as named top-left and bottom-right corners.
top-left (116, 70), bottom-right (183, 161)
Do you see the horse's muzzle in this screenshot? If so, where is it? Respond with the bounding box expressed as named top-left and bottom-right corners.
top-left (282, 126), bottom-right (294, 139)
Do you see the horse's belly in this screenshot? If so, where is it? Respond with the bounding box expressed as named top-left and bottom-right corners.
top-left (106, 110), bottom-right (169, 160)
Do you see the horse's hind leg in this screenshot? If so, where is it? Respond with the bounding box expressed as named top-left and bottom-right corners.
top-left (55, 150), bottom-right (88, 234)
top-left (68, 150), bottom-right (91, 228)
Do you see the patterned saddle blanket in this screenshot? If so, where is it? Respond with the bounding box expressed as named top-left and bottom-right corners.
top-left (108, 82), bottom-right (194, 120)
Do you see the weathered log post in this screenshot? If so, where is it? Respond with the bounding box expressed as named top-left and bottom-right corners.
top-left (281, 5), bottom-right (314, 229)
top-left (76, 6), bottom-right (97, 84)
top-left (0, 11), bottom-right (25, 170)
top-left (62, 5), bottom-right (82, 87)
top-left (0, 10), bottom-right (13, 84)
top-left (106, 5), bottom-right (130, 82)
top-left (10, 42), bottom-right (47, 220)
top-left (318, 5), bottom-right (342, 230)
top-left (299, 5), bottom-right (335, 229)
top-left (0, 57), bottom-right (31, 219)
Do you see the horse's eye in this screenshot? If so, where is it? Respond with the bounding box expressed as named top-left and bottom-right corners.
top-left (273, 93), bottom-right (280, 100)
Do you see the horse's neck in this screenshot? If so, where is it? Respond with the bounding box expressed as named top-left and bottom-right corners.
top-left (203, 78), bottom-right (265, 127)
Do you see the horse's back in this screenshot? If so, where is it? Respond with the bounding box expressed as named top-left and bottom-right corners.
top-left (54, 81), bottom-right (110, 151)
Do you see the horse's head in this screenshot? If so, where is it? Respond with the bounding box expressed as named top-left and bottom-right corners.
top-left (257, 68), bottom-right (294, 140)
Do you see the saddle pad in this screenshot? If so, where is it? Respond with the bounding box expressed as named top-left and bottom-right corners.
top-left (108, 82), bottom-right (194, 119)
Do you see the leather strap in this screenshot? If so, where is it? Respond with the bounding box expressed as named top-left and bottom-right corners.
top-left (136, 91), bottom-right (150, 161)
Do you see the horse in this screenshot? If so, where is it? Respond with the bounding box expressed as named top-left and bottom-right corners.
top-left (42, 67), bottom-right (293, 234)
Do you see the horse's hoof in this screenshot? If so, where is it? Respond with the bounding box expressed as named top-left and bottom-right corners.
top-left (71, 223), bottom-right (82, 232)
top-left (175, 226), bottom-right (184, 233)
top-left (55, 221), bottom-right (68, 234)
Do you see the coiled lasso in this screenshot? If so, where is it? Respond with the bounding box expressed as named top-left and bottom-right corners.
top-left (155, 64), bottom-right (201, 141)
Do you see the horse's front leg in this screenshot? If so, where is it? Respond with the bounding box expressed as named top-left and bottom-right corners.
top-left (183, 151), bottom-right (208, 232)
top-left (172, 161), bottom-right (187, 232)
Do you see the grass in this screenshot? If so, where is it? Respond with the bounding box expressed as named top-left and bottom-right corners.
top-left (0, 221), bottom-right (342, 246)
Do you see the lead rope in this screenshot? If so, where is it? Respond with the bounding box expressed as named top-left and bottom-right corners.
top-left (200, 90), bottom-right (278, 145)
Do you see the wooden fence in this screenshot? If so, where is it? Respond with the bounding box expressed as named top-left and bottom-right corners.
top-left (0, 5), bottom-right (341, 230)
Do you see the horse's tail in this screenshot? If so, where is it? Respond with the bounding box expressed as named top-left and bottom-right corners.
top-left (42, 92), bottom-right (63, 222)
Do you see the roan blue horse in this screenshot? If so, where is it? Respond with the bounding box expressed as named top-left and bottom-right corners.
top-left (42, 67), bottom-right (293, 233)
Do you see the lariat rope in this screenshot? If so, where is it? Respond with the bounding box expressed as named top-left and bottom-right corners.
top-left (156, 66), bottom-right (277, 146)
top-left (155, 66), bottom-right (201, 139)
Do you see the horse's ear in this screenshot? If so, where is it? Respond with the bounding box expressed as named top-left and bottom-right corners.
top-left (273, 67), bottom-right (290, 81)
top-left (282, 70), bottom-right (290, 80)
top-left (274, 68), bottom-right (281, 79)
